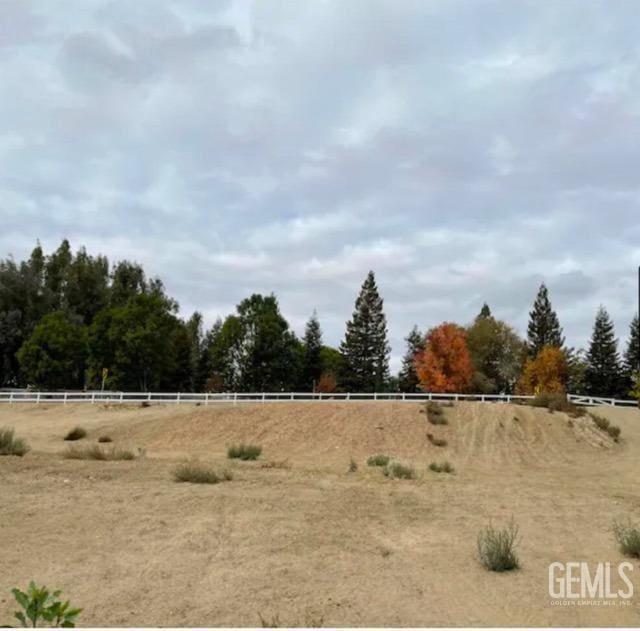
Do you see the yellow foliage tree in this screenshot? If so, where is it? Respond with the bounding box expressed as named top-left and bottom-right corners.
top-left (516, 346), bottom-right (567, 395)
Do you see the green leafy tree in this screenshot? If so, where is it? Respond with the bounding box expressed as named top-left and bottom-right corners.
top-left (466, 316), bottom-right (526, 393)
top-left (585, 305), bottom-right (621, 397)
top-left (109, 261), bottom-right (148, 305)
top-left (527, 284), bottom-right (564, 356)
top-left (210, 295), bottom-right (301, 391)
top-left (301, 311), bottom-right (323, 390)
top-left (17, 312), bottom-right (88, 389)
top-left (64, 247), bottom-right (109, 324)
top-left (398, 325), bottom-right (424, 392)
top-left (565, 347), bottom-right (588, 395)
top-left (87, 293), bottom-right (182, 391)
top-left (340, 271), bottom-right (390, 391)
top-left (11, 581), bottom-right (82, 628)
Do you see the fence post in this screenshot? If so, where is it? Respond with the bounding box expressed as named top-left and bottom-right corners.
top-left (233, 392), bottom-right (238, 405)
top-left (374, 392), bottom-right (377, 401)
top-left (91, 392), bottom-right (95, 405)
top-left (347, 392), bottom-right (351, 401)
top-left (9, 391), bottom-right (13, 404)
top-left (290, 392), bottom-right (294, 401)
top-left (205, 393), bottom-right (209, 406)
top-left (176, 392), bottom-right (181, 405)
top-left (262, 393), bottom-right (265, 404)
top-left (63, 392), bottom-right (68, 405)
top-left (119, 392), bottom-right (124, 405)
top-left (402, 392), bottom-right (405, 401)
top-left (37, 392), bottom-right (41, 405)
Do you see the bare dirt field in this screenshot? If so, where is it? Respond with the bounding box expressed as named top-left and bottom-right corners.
top-left (1, 400), bottom-right (639, 627)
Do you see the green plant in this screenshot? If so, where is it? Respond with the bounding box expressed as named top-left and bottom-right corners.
top-left (382, 462), bottom-right (416, 480)
top-left (613, 520), bottom-right (640, 557)
top-left (367, 454), bottom-right (390, 467)
top-left (63, 445), bottom-right (136, 461)
top-left (10, 581), bottom-right (82, 627)
top-left (527, 394), bottom-right (585, 417)
top-left (97, 435), bottom-right (112, 443)
top-left (589, 413), bottom-right (621, 441)
top-left (173, 464), bottom-right (233, 484)
top-left (227, 443), bottom-right (262, 460)
top-left (63, 427), bottom-right (86, 441)
top-left (428, 461), bottom-right (455, 473)
top-left (427, 433), bottom-right (448, 447)
top-left (0, 427), bottom-right (29, 457)
top-left (477, 520), bottom-right (520, 571)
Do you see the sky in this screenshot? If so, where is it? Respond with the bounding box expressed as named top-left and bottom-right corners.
top-left (1, 0), bottom-right (640, 372)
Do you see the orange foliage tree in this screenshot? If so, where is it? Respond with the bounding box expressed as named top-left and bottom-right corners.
top-left (516, 345), bottom-right (567, 395)
top-left (414, 323), bottom-right (473, 393)
top-left (316, 372), bottom-right (337, 393)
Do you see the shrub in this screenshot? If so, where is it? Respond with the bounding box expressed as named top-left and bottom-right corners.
top-left (227, 443), bottom-right (262, 460)
top-left (140, 401), bottom-right (151, 408)
top-left (97, 435), bottom-right (112, 443)
top-left (367, 454), bottom-right (390, 467)
top-left (427, 433), bottom-right (448, 447)
top-left (348, 458), bottom-right (358, 473)
top-left (527, 394), bottom-right (585, 417)
top-left (428, 461), bottom-right (455, 473)
top-left (64, 427), bottom-right (87, 441)
top-left (382, 462), bottom-right (417, 480)
top-left (260, 459), bottom-right (291, 470)
top-left (477, 520), bottom-right (520, 571)
top-left (590, 413), bottom-right (621, 441)
top-left (425, 401), bottom-right (449, 425)
top-left (10, 581), bottom-right (82, 628)
top-left (173, 464), bottom-right (233, 484)
top-left (64, 445), bottom-right (136, 461)
top-left (613, 520), bottom-right (640, 557)
top-left (0, 427), bottom-right (29, 457)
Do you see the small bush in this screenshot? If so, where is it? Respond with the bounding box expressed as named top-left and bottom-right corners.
top-left (527, 394), bottom-right (585, 417)
top-left (97, 435), bottom-right (112, 443)
top-left (427, 433), bottom-right (448, 447)
top-left (10, 581), bottom-right (82, 628)
top-left (477, 520), bottom-right (520, 571)
top-left (260, 459), bottom-right (291, 470)
top-left (367, 454), bottom-right (390, 467)
top-left (227, 443), bottom-right (262, 460)
top-left (140, 401), bottom-right (151, 408)
top-left (382, 462), bottom-right (417, 480)
top-left (64, 427), bottom-right (87, 441)
top-left (0, 427), bottom-right (29, 457)
top-left (173, 464), bottom-right (233, 484)
top-left (348, 458), bottom-right (358, 473)
top-left (613, 520), bottom-right (640, 557)
top-left (590, 413), bottom-right (621, 441)
top-left (64, 445), bottom-right (136, 461)
top-left (425, 401), bottom-right (449, 425)
top-left (428, 461), bottom-right (455, 473)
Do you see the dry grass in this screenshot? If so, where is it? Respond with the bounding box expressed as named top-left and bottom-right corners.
top-left (227, 443), bottom-right (262, 460)
top-left (590, 413), bottom-right (621, 441)
top-left (427, 433), bottom-right (448, 447)
top-left (613, 520), bottom-right (640, 557)
top-left (382, 462), bottom-right (417, 480)
top-left (260, 459), bottom-right (291, 470)
top-left (173, 464), bottom-right (233, 484)
top-left (64, 444), bottom-right (136, 461)
top-left (366, 454), bottom-right (390, 467)
top-left (428, 461), bottom-right (455, 473)
top-left (0, 427), bottom-right (29, 456)
top-left (477, 520), bottom-right (520, 571)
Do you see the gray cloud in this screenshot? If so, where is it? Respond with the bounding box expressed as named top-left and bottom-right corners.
top-left (1, 0), bottom-right (639, 371)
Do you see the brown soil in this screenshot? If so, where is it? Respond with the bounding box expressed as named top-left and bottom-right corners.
top-left (1, 401), bottom-right (639, 626)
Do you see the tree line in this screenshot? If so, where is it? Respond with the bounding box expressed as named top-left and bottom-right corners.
top-left (1, 240), bottom-right (638, 397)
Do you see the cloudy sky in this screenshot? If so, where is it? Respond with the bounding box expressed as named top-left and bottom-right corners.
top-left (1, 0), bottom-right (639, 370)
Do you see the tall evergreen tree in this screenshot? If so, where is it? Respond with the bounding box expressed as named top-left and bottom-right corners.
top-left (398, 325), bottom-right (424, 392)
top-left (477, 303), bottom-right (492, 320)
top-left (623, 314), bottom-right (640, 376)
top-left (585, 306), bottom-right (621, 397)
top-left (527, 283), bottom-right (564, 356)
top-left (301, 311), bottom-right (323, 390)
top-left (340, 271), bottom-right (390, 391)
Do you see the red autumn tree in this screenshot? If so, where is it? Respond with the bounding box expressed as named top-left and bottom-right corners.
top-left (415, 323), bottom-right (473, 393)
top-left (516, 345), bottom-right (567, 395)
top-left (316, 372), bottom-right (337, 393)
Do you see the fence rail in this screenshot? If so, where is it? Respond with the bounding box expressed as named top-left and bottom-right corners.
top-left (0, 391), bottom-right (636, 407)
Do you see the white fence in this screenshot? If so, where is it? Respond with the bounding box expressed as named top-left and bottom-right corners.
top-left (0, 391), bottom-right (636, 407)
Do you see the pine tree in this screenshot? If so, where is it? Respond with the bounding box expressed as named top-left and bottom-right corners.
top-left (340, 271), bottom-right (390, 392)
top-left (585, 306), bottom-right (621, 397)
top-left (398, 325), bottom-right (424, 392)
top-left (527, 284), bottom-right (564, 356)
top-left (477, 303), bottom-right (492, 320)
top-left (623, 314), bottom-right (640, 376)
top-left (301, 311), bottom-right (323, 390)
